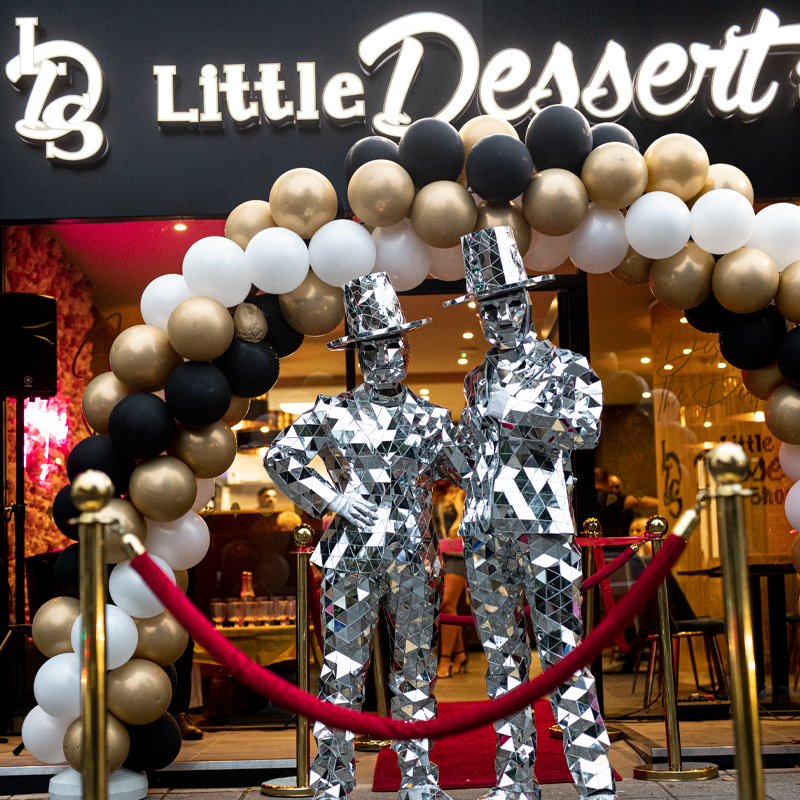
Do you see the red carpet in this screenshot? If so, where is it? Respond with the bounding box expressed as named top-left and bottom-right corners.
top-left (372, 700), bottom-right (619, 791)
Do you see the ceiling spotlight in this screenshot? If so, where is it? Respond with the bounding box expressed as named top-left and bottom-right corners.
top-left (703, 420), bottom-right (712, 428)
top-left (462, 332), bottom-right (474, 339)
top-left (467, 301), bottom-right (477, 309)
top-left (641, 391), bottom-right (652, 399)
top-left (717, 362), bottom-right (727, 369)
top-left (420, 388), bottom-right (430, 396)
top-left (664, 363), bottom-right (674, 371)
top-left (679, 316), bottom-right (688, 324)
top-left (682, 348), bottom-right (692, 355)
top-left (173, 221), bottom-right (188, 232)
top-left (754, 410), bottom-right (765, 422)
top-left (457, 357), bottom-right (468, 365)
top-left (640, 357), bottom-right (651, 364)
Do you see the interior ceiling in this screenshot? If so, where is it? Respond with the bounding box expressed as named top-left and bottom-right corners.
top-left (48, 219), bottom-right (657, 414)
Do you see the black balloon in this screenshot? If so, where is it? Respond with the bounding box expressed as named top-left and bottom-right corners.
top-left (250, 294), bottom-right (304, 357)
top-left (398, 118), bottom-right (463, 187)
top-left (718, 306), bottom-right (786, 371)
top-left (165, 362), bottom-right (232, 428)
top-left (124, 712), bottom-right (182, 772)
top-left (777, 327), bottom-right (800, 386)
top-left (344, 135), bottom-right (401, 184)
top-left (66, 435), bottom-right (136, 495)
top-left (683, 295), bottom-right (740, 333)
top-left (54, 543), bottom-right (81, 598)
top-left (524, 104), bottom-right (593, 175)
top-left (214, 337), bottom-right (280, 398)
top-left (590, 122), bottom-right (639, 151)
top-left (466, 134), bottom-right (533, 203)
top-left (108, 393), bottom-right (176, 460)
top-left (53, 484), bottom-right (80, 540)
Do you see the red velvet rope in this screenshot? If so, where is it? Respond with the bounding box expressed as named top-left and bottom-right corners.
top-left (582, 545), bottom-right (637, 589)
top-left (130, 533), bottom-right (685, 740)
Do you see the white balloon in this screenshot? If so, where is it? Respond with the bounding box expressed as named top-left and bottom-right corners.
top-left (527, 232), bottom-right (572, 272)
top-left (624, 192), bottom-right (691, 259)
top-left (140, 274), bottom-right (193, 331)
top-left (193, 477), bottom-right (216, 511)
top-left (145, 512), bottom-right (211, 570)
top-left (428, 245), bottom-right (466, 281)
top-left (244, 227), bottom-right (310, 294)
top-left (371, 220), bottom-right (431, 291)
top-left (182, 236), bottom-right (252, 307)
top-left (569, 205), bottom-right (629, 273)
top-left (780, 443), bottom-right (800, 483)
top-left (785, 480), bottom-right (800, 531)
top-left (309, 220), bottom-right (376, 287)
top-left (22, 705), bottom-right (68, 764)
top-left (747, 203), bottom-right (800, 270)
top-left (33, 652), bottom-right (81, 722)
top-left (108, 556), bottom-right (176, 619)
top-left (71, 604), bottom-right (139, 669)
top-left (691, 189), bottom-right (755, 255)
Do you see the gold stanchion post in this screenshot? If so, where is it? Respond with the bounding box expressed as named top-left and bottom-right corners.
top-left (707, 443), bottom-right (765, 800)
top-left (551, 519), bottom-right (623, 742)
top-left (262, 525), bottom-right (316, 797)
top-left (633, 516), bottom-right (718, 782)
top-left (73, 470), bottom-right (115, 800)
top-left (354, 619), bottom-right (392, 751)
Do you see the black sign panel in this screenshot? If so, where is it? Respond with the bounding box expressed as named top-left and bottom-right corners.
top-left (1, 0), bottom-right (798, 222)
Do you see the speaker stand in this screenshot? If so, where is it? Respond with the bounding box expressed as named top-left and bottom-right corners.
top-left (0, 397), bottom-right (32, 734)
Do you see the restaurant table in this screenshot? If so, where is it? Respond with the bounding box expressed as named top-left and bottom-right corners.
top-left (193, 623), bottom-right (299, 667)
top-left (679, 562), bottom-right (796, 705)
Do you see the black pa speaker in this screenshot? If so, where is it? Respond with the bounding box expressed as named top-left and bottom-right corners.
top-left (0, 293), bottom-right (58, 398)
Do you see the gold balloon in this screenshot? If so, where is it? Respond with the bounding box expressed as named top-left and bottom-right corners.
top-left (134, 611), bottom-right (189, 665)
top-left (581, 142), bottom-right (648, 209)
top-left (522, 169), bottom-right (588, 236)
top-left (741, 362), bottom-right (785, 401)
top-left (96, 498), bottom-right (147, 564)
top-left (269, 167), bottom-right (338, 239)
top-left (63, 714), bottom-right (130, 773)
top-left (224, 199), bottom-right (275, 249)
top-left (712, 247), bottom-right (779, 314)
top-left (474, 201), bottom-right (532, 256)
top-left (279, 271), bottom-right (345, 335)
top-left (171, 420), bottom-right (238, 479)
top-left (775, 260), bottom-right (800, 323)
top-left (649, 241), bottom-right (715, 309)
top-left (222, 394), bottom-right (250, 426)
top-left (766, 384), bottom-right (800, 445)
top-left (173, 569), bottom-right (189, 592)
top-left (129, 456), bottom-right (197, 521)
top-left (410, 180), bottom-right (478, 248)
top-left (167, 296), bottom-right (234, 361)
top-left (107, 658), bottom-right (173, 725)
top-left (458, 115), bottom-right (518, 184)
top-left (233, 302), bottom-right (268, 343)
top-left (611, 247), bottom-right (653, 285)
top-left (82, 372), bottom-right (133, 434)
top-left (644, 133), bottom-right (709, 200)
top-left (689, 163), bottom-right (755, 206)
top-left (110, 325), bottom-right (182, 393)
top-left (32, 597), bottom-right (81, 657)
top-left (347, 160), bottom-right (415, 228)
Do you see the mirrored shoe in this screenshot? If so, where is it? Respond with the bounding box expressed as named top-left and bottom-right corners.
top-left (399, 785), bottom-right (454, 800)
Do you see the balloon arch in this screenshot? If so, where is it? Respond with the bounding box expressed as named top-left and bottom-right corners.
top-left (23, 105), bottom-right (800, 771)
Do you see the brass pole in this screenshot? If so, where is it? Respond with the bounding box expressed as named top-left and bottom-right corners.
top-left (707, 443), bottom-right (765, 800)
top-left (262, 525), bottom-right (315, 797)
top-left (72, 470), bottom-right (115, 800)
top-left (634, 518), bottom-right (717, 782)
top-left (354, 617), bottom-right (392, 751)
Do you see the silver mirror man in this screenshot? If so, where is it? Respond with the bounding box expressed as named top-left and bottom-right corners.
top-left (265, 272), bottom-right (468, 800)
top-left (447, 227), bottom-right (617, 800)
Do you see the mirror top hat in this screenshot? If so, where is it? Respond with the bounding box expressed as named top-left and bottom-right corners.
top-left (327, 271), bottom-right (431, 350)
top-left (444, 225), bottom-right (555, 308)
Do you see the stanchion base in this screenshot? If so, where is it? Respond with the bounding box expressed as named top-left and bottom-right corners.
top-left (354, 737), bottom-right (392, 751)
top-left (633, 762), bottom-right (719, 782)
top-left (261, 782), bottom-right (314, 797)
top-left (548, 723), bottom-right (625, 743)
top-left (49, 767), bottom-right (148, 800)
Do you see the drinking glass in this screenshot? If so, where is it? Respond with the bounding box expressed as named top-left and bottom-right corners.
top-left (228, 599), bottom-right (244, 627)
top-left (210, 599), bottom-right (226, 627)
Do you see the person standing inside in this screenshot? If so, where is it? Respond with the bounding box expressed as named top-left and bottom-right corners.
top-left (265, 272), bottom-right (467, 800)
top-left (447, 227), bottom-right (617, 800)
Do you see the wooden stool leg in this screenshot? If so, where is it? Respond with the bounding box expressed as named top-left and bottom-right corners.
top-left (685, 636), bottom-right (701, 692)
top-left (709, 635), bottom-right (728, 698)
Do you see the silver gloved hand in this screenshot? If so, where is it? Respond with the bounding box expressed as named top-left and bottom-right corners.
top-left (327, 494), bottom-right (379, 527)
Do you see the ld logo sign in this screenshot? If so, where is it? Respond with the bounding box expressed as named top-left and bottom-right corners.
top-left (6, 17), bottom-right (107, 163)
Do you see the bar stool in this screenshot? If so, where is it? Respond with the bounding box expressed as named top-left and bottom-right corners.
top-left (789, 613), bottom-right (800, 691)
top-left (634, 616), bottom-right (728, 706)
